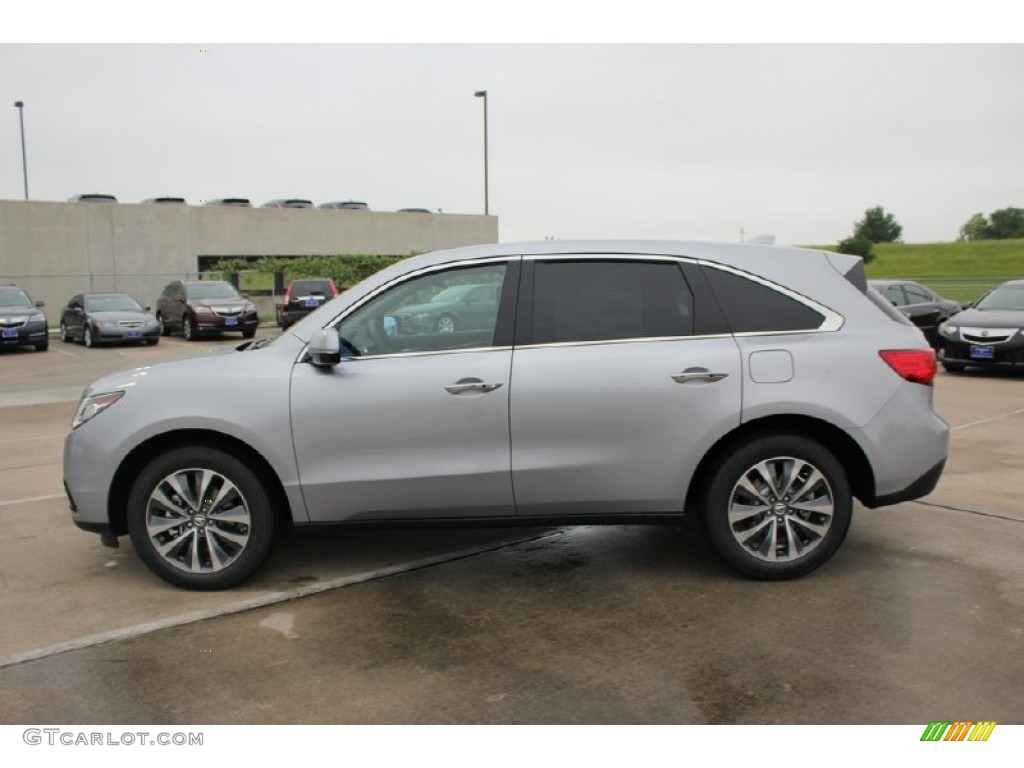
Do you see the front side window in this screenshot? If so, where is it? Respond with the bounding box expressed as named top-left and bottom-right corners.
top-left (336, 263), bottom-right (507, 356)
top-left (530, 260), bottom-right (694, 345)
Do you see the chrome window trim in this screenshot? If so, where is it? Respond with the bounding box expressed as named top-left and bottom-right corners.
top-left (513, 334), bottom-right (734, 351)
top-left (339, 345), bottom-right (514, 362)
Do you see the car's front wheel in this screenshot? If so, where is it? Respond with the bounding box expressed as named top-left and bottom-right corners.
top-left (158, 313), bottom-right (172, 336)
top-left (60, 322), bottom-right (72, 343)
top-left (126, 446), bottom-right (277, 590)
top-left (436, 314), bottom-right (456, 333)
top-left (183, 315), bottom-right (196, 341)
top-left (701, 433), bottom-right (852, 580)
top-left (941, 362), bottom-right (965, 373)
top-left (83, 325), bottom-right (95, 348)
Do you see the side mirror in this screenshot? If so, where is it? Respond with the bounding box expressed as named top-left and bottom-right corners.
top-left (35, 300), bottom-right (45, 308)
top-left (309, 329), bottom-right (341, 368)
top-left (144, 305), bottom-right (152, 312)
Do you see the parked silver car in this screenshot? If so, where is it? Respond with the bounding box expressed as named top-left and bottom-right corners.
top-left (64, 240), bottom-right (949, 589)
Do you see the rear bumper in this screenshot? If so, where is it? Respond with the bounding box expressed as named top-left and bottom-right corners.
top-left (864, 458), bottom-right (946, 508)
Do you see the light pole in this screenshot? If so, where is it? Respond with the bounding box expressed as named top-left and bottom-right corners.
top-left (13, 101), bottom-right (28, 200)
top-left (473, 90), bottom-right (489, 215)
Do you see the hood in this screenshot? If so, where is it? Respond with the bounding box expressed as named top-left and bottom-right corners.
top-left (90, 310), bottom-right (154, 322)
top-left (948, 307), bottom-right (1024, 327)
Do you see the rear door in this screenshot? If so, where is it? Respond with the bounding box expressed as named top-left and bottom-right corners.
top-left (509, 256), bottom-right (742, 515)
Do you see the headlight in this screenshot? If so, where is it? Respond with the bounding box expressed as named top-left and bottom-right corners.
top-left (72, 391), bottom-right (124, 429)
top-left (244, 303), bottom-right (256, 312)
top-left (940, 325), bottom-right (958, 336)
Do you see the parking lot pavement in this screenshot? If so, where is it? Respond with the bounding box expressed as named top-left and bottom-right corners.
top-left (0, 340), bottom-right (1021, 723)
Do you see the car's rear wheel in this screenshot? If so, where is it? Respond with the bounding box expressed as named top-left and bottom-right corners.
top-left (126, 446), bottom-right (277, 590)
top-left (701, 433), bottom-right (852, 580)
top-left (183, 315), bottom-right (196, 341)
top-left (436, 314), bottom-right (456, 333)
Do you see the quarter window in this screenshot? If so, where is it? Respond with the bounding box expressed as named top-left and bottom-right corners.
top-left (530, 260), bottom-right (694, 345)
top-left (704, 266), bottom-right (826, 333)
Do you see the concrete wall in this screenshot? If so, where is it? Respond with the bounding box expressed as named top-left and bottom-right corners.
top-left (0, 200), bottom-right (498, 322)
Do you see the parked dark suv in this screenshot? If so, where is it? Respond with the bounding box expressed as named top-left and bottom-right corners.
top-left (277, 278), bottom-right (339, 328)
top-left (0, 284), bottom-right (48, 352)
top-left (156, 280), bottom-right (259, 341)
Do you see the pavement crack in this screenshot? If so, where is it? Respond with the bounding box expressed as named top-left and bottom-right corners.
top-left (912, 500), bottom-right (1023, 523)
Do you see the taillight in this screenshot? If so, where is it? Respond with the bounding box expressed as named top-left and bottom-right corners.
top-left (879, 349), bottom-right (937, 386)
top-left (282, 285), bottom-right (292, 306)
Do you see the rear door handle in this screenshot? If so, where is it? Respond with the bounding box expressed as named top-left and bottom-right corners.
top-left (444, 378), bottom-right (504, 395)
top-left (671, 368), bottom-right (729, 384)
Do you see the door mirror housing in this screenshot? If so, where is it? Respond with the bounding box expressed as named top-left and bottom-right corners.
top-left (309, 329), bottom-right (341, 368)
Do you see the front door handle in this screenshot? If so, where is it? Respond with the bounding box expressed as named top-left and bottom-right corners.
top-left (444, 378), bottom-right (504, 395)
top-left (671, 368), bottom-right (730, 384)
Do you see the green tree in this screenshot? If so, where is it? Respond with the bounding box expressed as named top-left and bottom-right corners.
top-left (958, 213), bottom-right (989, 241)
top-left (837, 235), bottom-right (875, 263)
top-left (985, 207), bottom-right (1024, 239)
top-left (853, 206), bottom-right (902, 243)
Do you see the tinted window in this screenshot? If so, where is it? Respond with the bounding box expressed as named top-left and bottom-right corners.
top-left (704, 267), bottom-right (825, 333)
top-left (531, 260), bottom-right (693, 345)
top-left (884, 286), bottom-right (907, 305)
top-left (292, 280), bottom-right (333, 296)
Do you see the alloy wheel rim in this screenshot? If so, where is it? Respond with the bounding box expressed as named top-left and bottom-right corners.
top-left (144, 467), bottom-right (252, 574)
top-left (726, 456), bottom-right (834, 563)
top-left (437, 316), bottom-right (455, 333)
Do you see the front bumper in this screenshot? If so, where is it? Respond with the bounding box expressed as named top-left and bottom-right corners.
top-left (194, 313), bottom-right (260, 334)
top-left (937, 336), bottom-right (1024, 368)
top-left (0, 324), bottom-right (48, 346)
top-left (93, 326), bottom-right (160, 343)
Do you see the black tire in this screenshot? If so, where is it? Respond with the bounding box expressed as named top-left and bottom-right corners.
top-left (242, 328), bottom-right (256, 339)
top-left (941, 362), bottom-right (965, 373)
top-left (84, 325), bottom-right (96, 348)
top-left (436, 314), bottom-right (456, 333)
top-left (60, 322), bottom-right (72, 343)
top-left (183, 315), bottom-right (196, 341)
top-left (701, 433), bottom-right (852, 580)
top-left (146, 337), bottom-right (159, 346)
top-left (158, 313), bottom-right (172, 336)
top-left (35, 339), bottom-right (49, 352)
top-left (126, 446), bottom-right (277, 590)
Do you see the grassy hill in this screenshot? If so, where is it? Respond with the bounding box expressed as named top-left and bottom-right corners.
top-left (813, 239), bottom-right (1024, 302)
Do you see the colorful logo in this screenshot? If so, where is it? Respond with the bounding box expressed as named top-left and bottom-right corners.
top-left (920, 721), bottom-right (997, 741)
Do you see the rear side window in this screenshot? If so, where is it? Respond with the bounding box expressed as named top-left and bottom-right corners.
top-left (531, 260), bottom-right (693, 344)
top-left (704, 267), bottom-right (825, 333)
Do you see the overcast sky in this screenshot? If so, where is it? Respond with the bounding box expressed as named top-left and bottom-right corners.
top-left (3, 42), bottom-right (1022, 246)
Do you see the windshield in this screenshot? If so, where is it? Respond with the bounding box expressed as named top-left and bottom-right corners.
top-left (85, 294), bottom-right (143, 312)
top-left (975, 284), bottom-right (1024, 311)
top-left (187, 282), bottom-right (241, 300)
top-left (0, 288), bottom-right (32, 308)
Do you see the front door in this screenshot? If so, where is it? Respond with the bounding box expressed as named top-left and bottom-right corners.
top-left (290, 260), bottom-right (517, 522)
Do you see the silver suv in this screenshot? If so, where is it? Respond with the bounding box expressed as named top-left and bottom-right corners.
top-left (64, 241), bottom-right (949, 589)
